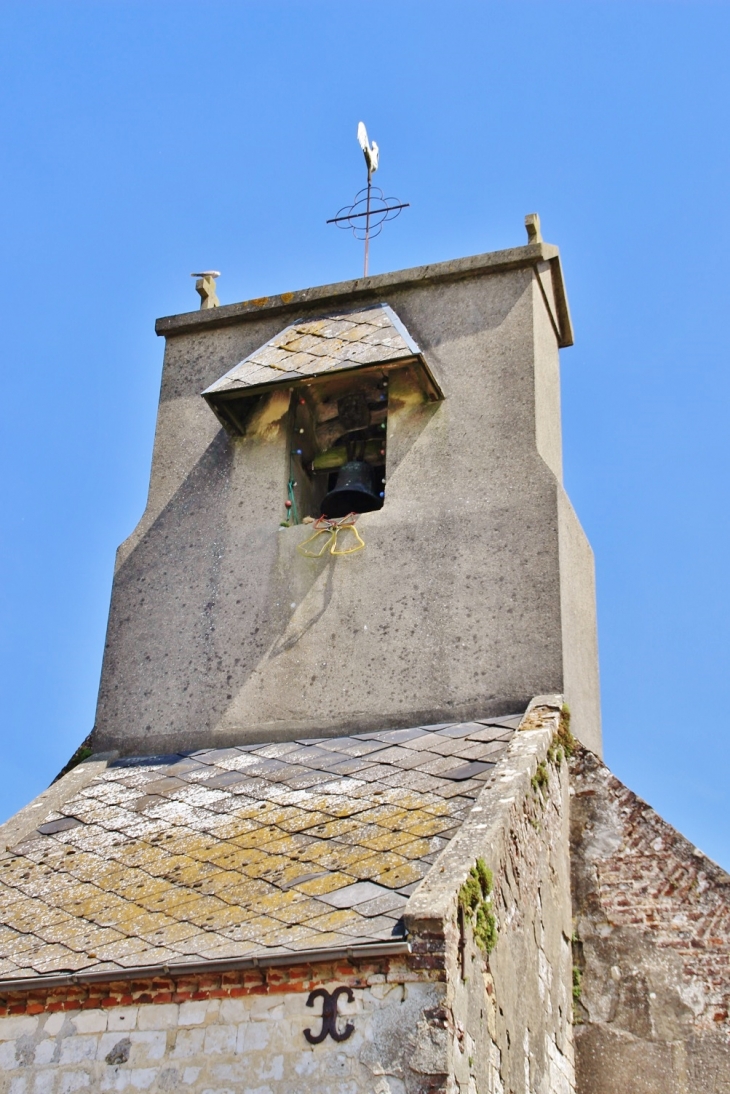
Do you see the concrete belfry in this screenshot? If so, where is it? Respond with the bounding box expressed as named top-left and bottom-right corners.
top-left (91, 230), bottom-right (601, 758)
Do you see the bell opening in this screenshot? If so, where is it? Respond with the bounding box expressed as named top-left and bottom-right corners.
top-left (285, 368), bottom-right (389, 524)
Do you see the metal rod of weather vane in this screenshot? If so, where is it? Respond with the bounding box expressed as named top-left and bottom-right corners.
top-left (364, 176), bottom-right (372, 278)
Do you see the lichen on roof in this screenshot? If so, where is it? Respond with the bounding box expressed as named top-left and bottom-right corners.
top-left (0, 716), bottom-right (522, 981)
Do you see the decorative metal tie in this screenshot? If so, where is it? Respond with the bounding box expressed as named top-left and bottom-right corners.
top-left (327, 121), bottom-right (409, 278)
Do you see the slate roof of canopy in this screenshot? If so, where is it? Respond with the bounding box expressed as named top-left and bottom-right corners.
top-left (201, 303), bottom-right (438, 397)
top-left (0, 715), bottom-right (523, 981)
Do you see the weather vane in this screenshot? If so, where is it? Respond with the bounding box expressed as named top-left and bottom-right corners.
top-left (327, 122), bottom-right (410, 277)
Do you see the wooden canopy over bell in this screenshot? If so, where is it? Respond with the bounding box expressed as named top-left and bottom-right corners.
top-left (201, 303), bottom-right (442, 436)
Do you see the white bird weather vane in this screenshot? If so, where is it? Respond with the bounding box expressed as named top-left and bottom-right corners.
top-left (328, 121), bottom-right (409, 277)
top-left (357, 121), bottom-right (379, 176)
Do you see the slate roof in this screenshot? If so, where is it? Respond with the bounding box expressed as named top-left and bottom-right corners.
top-left (202, 304), bottom-right (428, 396)
top-left (0, 716), bottom-right (522, 981)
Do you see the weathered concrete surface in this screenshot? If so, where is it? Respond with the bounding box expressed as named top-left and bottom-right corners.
top-left (570, 748), bottom-right (730, 1093)
top-left (531, 260), bottom-right (600, 754)
top-left (155, 243), bottom-right (574, 346)
top-left (557, 490), bottom-right (599, 762)
top-left (91, 244), bottom-right (601, 758)
top-left (407, 698), bottom-right (576, 1094)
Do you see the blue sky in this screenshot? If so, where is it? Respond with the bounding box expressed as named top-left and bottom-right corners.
top-left (1, 2), bottom-right (728, 867)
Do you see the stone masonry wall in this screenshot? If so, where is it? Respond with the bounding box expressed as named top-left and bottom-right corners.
top-left (406, 703), bottom-right (576, 1094)
top-left (483, 730), bottom-right (574, 1094)
top-left (570, 747), bottom-right (730, 1093)
top-left (0, 958), bottom-right (450, 1094)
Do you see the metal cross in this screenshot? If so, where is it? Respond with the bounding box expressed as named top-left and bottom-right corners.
top-left (327, 123), bottom-right (409, 277)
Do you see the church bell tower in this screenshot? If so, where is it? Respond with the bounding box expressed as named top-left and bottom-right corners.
top-left (91, 220), bottom-right (601, 758)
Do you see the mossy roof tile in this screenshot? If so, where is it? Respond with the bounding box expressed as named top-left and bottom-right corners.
top-left (0, 715), bottom-right (523, 979)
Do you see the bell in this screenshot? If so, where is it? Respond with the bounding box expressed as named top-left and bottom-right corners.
top-left (321, 460), bottom-right (382, 518)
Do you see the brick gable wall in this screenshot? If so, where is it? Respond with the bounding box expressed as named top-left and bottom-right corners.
top-left (571, 748), bottom-right (730, 1093)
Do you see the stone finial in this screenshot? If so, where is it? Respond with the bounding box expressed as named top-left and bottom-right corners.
top-left (524, 213), bottom-right (542, 245)
top-left (191, 271), bottom-right (221, 310)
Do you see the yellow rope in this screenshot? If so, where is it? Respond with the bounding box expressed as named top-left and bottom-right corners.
top-left (297, 514), bottom-right (365, 557)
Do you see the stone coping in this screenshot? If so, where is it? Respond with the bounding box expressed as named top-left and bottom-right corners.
top-left (154, 243), bottom-right (574, 348)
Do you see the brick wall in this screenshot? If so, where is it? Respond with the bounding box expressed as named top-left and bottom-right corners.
top-left (570, 748), bottom-right (730, 1093)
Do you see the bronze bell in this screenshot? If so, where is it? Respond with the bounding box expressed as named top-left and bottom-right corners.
top-left (321, 460), bottom-right (382, 518)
